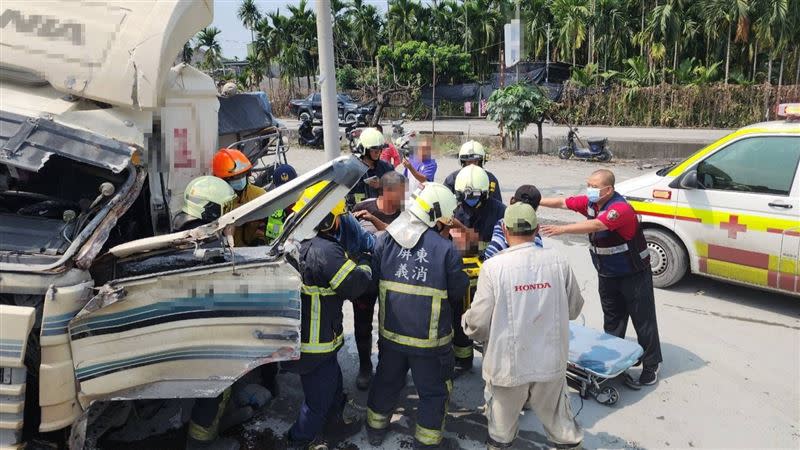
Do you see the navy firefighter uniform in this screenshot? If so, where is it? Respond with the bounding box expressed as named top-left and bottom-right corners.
top-left (451, 165), bottom-right (506, 370)
top-left (284, 183), bottom-right (372, 446)
top-left (366, 183), bottom-right (468, 449)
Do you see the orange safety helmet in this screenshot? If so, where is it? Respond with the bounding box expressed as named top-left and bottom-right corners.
top-left (212, 148), bottom-right (253, 179)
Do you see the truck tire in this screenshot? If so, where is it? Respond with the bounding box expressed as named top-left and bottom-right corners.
top-left (644, 228), bottom-right (687, 288)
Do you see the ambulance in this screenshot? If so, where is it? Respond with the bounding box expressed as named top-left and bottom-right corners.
top-left (616, 104), bottom-right (800, 297)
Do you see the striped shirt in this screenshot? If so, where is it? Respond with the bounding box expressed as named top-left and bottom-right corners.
top-left (483, 219), bottom-right (544, 260)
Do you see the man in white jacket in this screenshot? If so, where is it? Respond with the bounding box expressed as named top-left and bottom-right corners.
top-left (463, 202), bottom-right (585, 449)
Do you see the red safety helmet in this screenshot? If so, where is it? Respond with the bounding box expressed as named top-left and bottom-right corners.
top-left (212, 148), bottom-right (252, 179)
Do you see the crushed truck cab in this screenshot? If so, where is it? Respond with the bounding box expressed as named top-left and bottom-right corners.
top-left (616, 112), bottom-right (800, 297)
top-left (0, 1), bottom-right (367, 447)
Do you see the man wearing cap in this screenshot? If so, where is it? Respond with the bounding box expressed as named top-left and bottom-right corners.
top-left (463, 203), bottom-right (584, 450)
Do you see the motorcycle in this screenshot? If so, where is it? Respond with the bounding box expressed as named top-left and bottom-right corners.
top-left (558, 125), bottom-right (613, 162)
top-left (392, 113), bottom-right (416, 156)
top-left (298, 118), bottom-right (324, 148)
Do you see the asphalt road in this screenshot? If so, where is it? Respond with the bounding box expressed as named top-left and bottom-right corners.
top-left (279, 118), bottom-right (732, 145)
top-left (237, 148), bottom-right (799, 449)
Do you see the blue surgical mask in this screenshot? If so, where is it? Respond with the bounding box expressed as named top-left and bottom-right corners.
top-left (229, 178), bottom-right (247, 192)
top-left (464, 197), bottom-right (481, 208)
top-left (587, 187), bottom-right (601, 203)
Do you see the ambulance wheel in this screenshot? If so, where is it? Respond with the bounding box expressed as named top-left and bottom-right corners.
top-left (644, 228), bottom-right (687, 288)
top-left (596, 386), bottom-right (619, 406)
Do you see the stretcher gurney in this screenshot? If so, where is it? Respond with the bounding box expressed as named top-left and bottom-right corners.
top-left (566, 322), bottom-right (644, 406)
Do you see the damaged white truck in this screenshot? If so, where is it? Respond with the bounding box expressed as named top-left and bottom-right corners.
top-left (0, 2), bottom-right (361, 448)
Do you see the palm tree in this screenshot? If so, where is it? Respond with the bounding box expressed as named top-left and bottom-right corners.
top-left (181, 40), bottom-right (194, 64)
top-left (254, 17), bottom-right (275, 90)
top-left (287, 0), bottom-right (318, 89)
top-left (386, 0), bottom-right (420, 43)
top-left (195, 26), bottom-right (222, 71)
top-left (701, 0), bottom-right (752, 84)
top-left (347, 0), bottom-right (384, 66)
top-left (237, 0), bottom-right (261, 56)
top-left (550, 0), bottom-right (590, 65)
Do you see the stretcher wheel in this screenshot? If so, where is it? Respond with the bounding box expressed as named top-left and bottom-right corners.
top-left (595, 386), bottom-right (619, 406)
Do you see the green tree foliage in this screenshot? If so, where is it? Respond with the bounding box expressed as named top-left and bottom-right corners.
top-left (194, 27), bottom-right (222, 70)
top-left (486, 83), bottom-right (552, 153)
top-left (377, 41), bottom-right (473, 86)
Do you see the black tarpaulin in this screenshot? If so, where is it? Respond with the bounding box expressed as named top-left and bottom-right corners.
top-left (218, 93), bottom-right (275, 136)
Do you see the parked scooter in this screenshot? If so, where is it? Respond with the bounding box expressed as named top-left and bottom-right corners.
top-left (558, 125), bottom-right (613, 162)
top-left (298, 118), bottom-right (324, 148)
top-left (392, 113), bottom-right (416, 156)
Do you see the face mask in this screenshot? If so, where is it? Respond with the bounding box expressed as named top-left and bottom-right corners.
top-left (464, 197), bottom-right (481, 208)
top-left (587, 187), bottom-right (602, 203)
top-left (229, 177), bottom-right (247, 192)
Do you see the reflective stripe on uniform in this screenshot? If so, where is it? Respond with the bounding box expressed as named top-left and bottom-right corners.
top-left (640, 249), bottom-right (650, 260)
top-left (300, 333), bottom-right (344, 353)
top-left (415, 424), bottom-right (443, 446)
top-left (329, 260), bottom-right (357, 290)
top-left (300, 284), bottom-right (341, 354)
top-left (454, 345), bottom-right (473, 359)
top-left (367, 408), bottom-right (390, 429)
top-left (378, 280), bottom-right (452, 348)
top-left (590, 243), bottom-right (629, 255)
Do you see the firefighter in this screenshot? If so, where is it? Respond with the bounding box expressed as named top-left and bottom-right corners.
top-left (283, 181), bottom-right (373, 449)
top-left (264, 164), bottom-right (298, 245)
top-left (443, 141), bottom-right (502, 202)
top-left (175, 177), bottom-right (241, 450)
top-left (172, 176), bottom-right (236, 232)
top-left (349, 127), bottom-right (395, 207)
top-left (211, 148), bottom-right (267, 246)
top-left (450, 165), bottom-right (506, 373)
top-left (366, 183), bottom-right (468, 449)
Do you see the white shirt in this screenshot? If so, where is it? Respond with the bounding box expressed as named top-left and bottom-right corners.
top-left (463, 242), bottom-right (584, 386)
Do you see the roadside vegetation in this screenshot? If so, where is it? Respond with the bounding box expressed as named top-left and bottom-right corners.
top-left (185, 0), bottom-right (799, 127)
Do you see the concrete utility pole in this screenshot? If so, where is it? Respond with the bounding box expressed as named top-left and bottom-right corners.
top-left (315, 0), bottom-right (339, 161)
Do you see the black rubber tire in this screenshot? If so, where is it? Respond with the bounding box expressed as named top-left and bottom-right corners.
top-left (644, 228), bottom-right (688, 288)
top-left (345, 112), bottom-right (356, 124)
top-left (599, 149), bottom-right (613, 162)
top-left (558, 147), bottom-right (572, 159)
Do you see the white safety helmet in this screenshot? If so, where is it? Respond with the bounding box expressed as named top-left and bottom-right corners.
top-left (355, 128), bottom-right (386, 158)
top-left (454, 165), bottom-right (490, 208)
top-left (182, 176), bottom-right (237, 221)
top-left (408, 182), bottom-right (458, 228)
top-left (458, 140), bottom-right (487, 166)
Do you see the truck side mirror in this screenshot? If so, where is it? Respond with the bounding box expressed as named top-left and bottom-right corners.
top-left (680, 170), bottom-right (699, 190)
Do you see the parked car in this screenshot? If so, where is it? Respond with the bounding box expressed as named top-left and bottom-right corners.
top-left (289, 93), bottom-right (374, 125)
top-left (616, 104), bottom-right (800, 297)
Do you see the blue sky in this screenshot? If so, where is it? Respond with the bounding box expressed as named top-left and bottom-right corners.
top-left (211, 0), bottom-right (387, 60)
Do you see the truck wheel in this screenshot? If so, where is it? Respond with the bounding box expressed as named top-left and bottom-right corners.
top-left (644, 228), bottom-right (687, 288)
top-left (299, 111), bottom-right (311, 122)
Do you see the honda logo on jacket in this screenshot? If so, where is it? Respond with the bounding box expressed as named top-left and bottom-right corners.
top-left (514, 282), bottom-right (552, 292)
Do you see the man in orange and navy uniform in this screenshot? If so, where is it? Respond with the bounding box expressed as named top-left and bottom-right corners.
top-left (540, 169), bottom-right (663, 386)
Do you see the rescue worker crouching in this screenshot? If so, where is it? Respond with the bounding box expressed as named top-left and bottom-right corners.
top-left (283, 182), bottom-right (372, 449)
top-left (366, 183), bottom-right (468, 449)
top-left (174, 177), bottom-right (240, 450)
top-left (172, 176), bottom-right (236, 232)
top-left (443, 140), bottom-right (502, 202)
top-left (212, 148), bottom-right (267, 246)
top-left (450, 165), bottom-right (506, 373)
